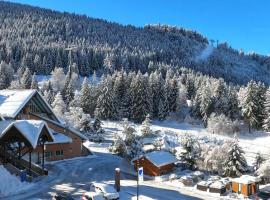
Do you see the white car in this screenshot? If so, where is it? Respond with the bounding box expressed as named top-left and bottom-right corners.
top-left (90, 183), bottom-right (119, 200)
top-left (83, 191), bottom-right (104, 200)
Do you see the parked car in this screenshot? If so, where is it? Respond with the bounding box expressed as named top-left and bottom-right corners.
top-left (53, 193), bottom-right (74, 200)
top-left (82, 191), bottom-right (104, 200)
top-left (90, 182), bottom-right (119, 200)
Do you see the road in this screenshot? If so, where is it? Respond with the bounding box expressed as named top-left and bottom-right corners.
top-left (3, 152), bottom-right (204, 200)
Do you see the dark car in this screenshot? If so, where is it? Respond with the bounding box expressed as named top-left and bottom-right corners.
top-left (53, 193), bottom-right (75, 200)
top-left (257, 191), bottom-right (270, 200)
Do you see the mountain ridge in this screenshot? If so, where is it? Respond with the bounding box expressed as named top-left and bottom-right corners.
top-left (0, 1), bottom-right (270, 84)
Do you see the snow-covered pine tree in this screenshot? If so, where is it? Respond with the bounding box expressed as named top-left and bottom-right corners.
top-left (0, 61), bottom-right (14, 89)
top-left (80, 77), bottom-right (91, 113)
top-left (169, 75), bottom-right (179, 112)
top-left (0, 63), bottom-right (7, 89)
top-left (121, 118), bottom-right (136, 146)
top-left (180, 135), bottom-right (201, 170)
top-left (30, 73), bottom-right (39, 90)
top-left (199, 83), bottom-right (213, 125)
top-left (43, 89), bottom-right (54, 105)
top-left (69, 90), bottom-right (81, 108)
top-left (240, 81), bottom-right (266, 132)
top-left (94, 76), bottom-right (116, 119)
top-left (51, 67), bottom-right (66, 92)
top-left (149, 71), bottom-right (163, 118)
top-left (52, 92), bottom-right (66, 118)
top-left (62, 72), bottom-right (75, 105)
top-left (20, 67), bottom-right (32, 89)
top-left (263, 88), bottom-right (270, 131)
top-left (130, 72), bottom-right (151, 122)
top-left (223, 137), bottom-right (247, 177)
top-left (141, 114), bottom-right (153, 137)
top-left (113, 71), bottom-right (126, 118)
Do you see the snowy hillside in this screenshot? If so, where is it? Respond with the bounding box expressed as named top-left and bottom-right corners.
top-left (0, 1), bottom-right (270, 84)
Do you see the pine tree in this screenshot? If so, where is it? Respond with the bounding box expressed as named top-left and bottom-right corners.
top-left (141, 114), bottom-right (153, 137)
top-left (240, 81), bottom-right (266, 132)
top-left (20, 67), bottom-right (32, 89)
top-left (62, 73), bottom-right (74, 105)
top-left (263, 88), bottom-right (270, 131)
top-left (52, 92), bottom-right (66, 118)
top-left (30, 73), bottom-right (39, 90)
top-left (180, 135), bottom-right (200, 170)
top-left (80, 77), bottom-right (91, 113)
top-left (43, 90), bottom-right (54, 105)
top-left (94, 76), bottom-right (116, 119)
top-left (169, 75), bottom-right (179, 112)
top-left (223, 137), bottom-right (247, 177)
top-left (130, 72), bottom-right (151, 122)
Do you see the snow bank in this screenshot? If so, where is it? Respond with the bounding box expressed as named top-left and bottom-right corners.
top-left (0, 165), bottom-right (34, 197)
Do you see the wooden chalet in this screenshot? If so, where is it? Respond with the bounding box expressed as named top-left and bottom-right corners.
top-left (132, 151), bottom-right (177, 176)
top-left (0, 89), bottom-right (90, 178)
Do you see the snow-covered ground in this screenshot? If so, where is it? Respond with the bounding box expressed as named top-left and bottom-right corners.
top-left (2, 119), bottom-right (269, 199)
top-left (0, 165), bottom-right (34, 197)
top-left (102, 119), bottom-right (270, 165)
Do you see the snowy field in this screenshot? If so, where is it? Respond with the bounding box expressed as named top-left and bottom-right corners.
top-left (102, 119), bottom-right (270, 166)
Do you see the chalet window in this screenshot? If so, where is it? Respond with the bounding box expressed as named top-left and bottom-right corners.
top-left (45, 151), bottom-right (53, 158)
top-left (56, 150), bottom-right (64, 156)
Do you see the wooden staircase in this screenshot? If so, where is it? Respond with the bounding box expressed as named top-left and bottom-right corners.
top-left (0, 146), bottom-right (48, 179)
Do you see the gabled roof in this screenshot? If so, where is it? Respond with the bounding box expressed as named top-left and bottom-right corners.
top-left (0, 120), bottom-right (54, 149)
top-left (0, 89), bottom-right (59, 122)
top-left (144, 151), bottom-right (177, 167)
top-left (0, 90), bottom-right (36, 118)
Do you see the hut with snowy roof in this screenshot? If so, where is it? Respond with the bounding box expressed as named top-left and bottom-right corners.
top-left (132, 151), bottom-right (177, 176)
top-left (232, 175), bottom-right (260, 197)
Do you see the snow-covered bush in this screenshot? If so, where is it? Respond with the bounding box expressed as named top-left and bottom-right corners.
top-left (109, 136), bottom-right (128, 158)
top-left (256, 160), bottom-right (270, 183)
top-left (203, 142), bottom-right (229, 175)
top-left (65, 107), bottom-right (92, 133)
top-left (253, 152), bottom-right (265, 171)
top-left (140, 114), bottom-right (154, 137)
top-left (207, 113), bottom-right (240, 135)
top-left (179, 134), bottom-right (201, 170)
top-left (110, 118), bottom-right (144, 159)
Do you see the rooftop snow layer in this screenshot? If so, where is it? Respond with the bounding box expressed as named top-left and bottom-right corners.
top-left (145, 151), bottom-right (177, 167)
top-left (233, 175), bottom-right (260, 184)
top-left (0, 90), bottom-right (36, 118)
top-left (0, 120), bottom-right (54, 148)
top-left (46, 131), bottom-right (72, 144)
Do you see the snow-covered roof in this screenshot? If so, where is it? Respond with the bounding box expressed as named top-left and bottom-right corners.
top-left (0, 89), bottom-right (60, 123)
top-left (0, 120), bottom-right (54, 149)
top-left (210, 181), bottom-right (225, 189)
top-left (46, 131), bottom-right (72, 144)
top-left (144, 151), bottom-right (177, 167)
top-left (233, 175), bottom-right (261, 184)
top-left (0, 90), bottom-right (36, 118)
top-left (35, 114), bottom-right (88, 140)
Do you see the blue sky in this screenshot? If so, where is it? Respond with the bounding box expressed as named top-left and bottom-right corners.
top-left (9, 0), bottom-right (270, 55)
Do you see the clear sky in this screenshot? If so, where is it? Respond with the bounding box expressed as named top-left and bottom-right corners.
top-left (9, 0), bottom-right (270, 56)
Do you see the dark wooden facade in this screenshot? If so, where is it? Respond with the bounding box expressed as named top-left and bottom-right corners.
top-left (133, 157), bottom-right (175, 176)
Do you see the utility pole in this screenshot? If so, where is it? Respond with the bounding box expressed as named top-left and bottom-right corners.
top-left (137, 158), bottom-right (139, 200)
